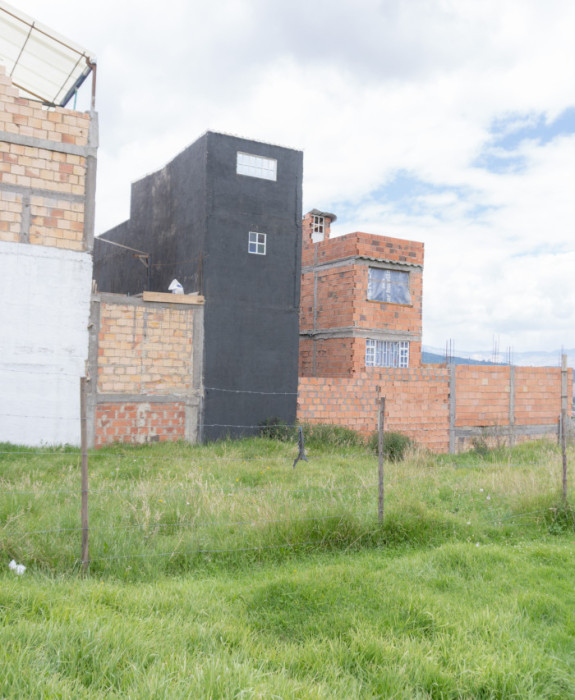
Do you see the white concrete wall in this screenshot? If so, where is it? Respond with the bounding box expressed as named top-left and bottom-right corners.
top-left (0, 242), bottom-right (92, 446)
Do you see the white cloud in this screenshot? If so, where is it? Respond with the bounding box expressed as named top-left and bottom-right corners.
top-left (10, 0), bottom-right (575, 354)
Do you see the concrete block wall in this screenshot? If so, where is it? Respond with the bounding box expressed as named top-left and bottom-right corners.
top-left (88, 293), bottom-right (204, 447)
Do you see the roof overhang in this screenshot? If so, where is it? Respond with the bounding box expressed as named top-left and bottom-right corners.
top-left (0, 1), bottom-right (96, 107)
top-left (308, 208), bottom-right (337, 223)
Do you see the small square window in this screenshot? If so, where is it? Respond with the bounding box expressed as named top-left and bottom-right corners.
top-left (248, 231), bottom-right (266, 255)
top-left (237, 152), bottom-right (277, 181)
top-left (367, 268), bottom-right (410, 304)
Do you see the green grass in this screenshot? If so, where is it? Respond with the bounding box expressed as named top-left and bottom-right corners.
top-left (1, 437), bottom-right (575, 696)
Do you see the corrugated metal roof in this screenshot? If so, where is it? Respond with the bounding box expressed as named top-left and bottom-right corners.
top-left (0, 1), bottom-right (95, 106)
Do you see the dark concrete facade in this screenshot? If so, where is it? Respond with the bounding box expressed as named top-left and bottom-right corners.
top-left (94, 131), bottom-right (303, 440)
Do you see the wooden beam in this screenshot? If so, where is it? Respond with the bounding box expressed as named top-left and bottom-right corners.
top-left (142, 291), bottom-right (205, 305)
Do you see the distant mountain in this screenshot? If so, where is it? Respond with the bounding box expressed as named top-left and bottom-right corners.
top-left (422, 351), bottom-right (499, 366)
top-left (422, 346), bottom-right (575, 368)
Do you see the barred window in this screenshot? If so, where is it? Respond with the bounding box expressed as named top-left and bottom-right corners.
top-left (368, 268), bottom-right (410, 304)
top-left (366, 340), bottom-right (409, 368)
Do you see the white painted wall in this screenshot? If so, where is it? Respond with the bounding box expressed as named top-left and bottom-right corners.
top-left (0, 242), bottom-right (92, 446)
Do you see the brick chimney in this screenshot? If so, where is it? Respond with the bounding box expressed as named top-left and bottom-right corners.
top-left (302, 209), bottom-right (337, 246)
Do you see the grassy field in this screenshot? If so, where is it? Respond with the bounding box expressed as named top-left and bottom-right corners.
top-left (1, 433), bottom-right (575, 697)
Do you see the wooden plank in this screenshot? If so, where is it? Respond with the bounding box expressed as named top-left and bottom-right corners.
top-left (142, 291), bottom-right (205, 305)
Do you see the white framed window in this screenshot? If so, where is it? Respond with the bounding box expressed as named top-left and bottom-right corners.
top-left (368, 267), bottom-right (411, 304)
top-left (248, 231), bottom-right (266, 255)
top-left (237, 152), bottom-right (277, 181)
top-left (312, 215), bottom-right (325, 243)
top-left (366, 340), bottom-right (409, 368)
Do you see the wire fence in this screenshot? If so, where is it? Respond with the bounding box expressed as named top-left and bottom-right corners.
top-left (1, 371), bottom-right (573, 573)
top-left (1, 437), bottom-right (572, 574)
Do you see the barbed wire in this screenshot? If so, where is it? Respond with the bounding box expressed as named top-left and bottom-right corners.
top-left (1, 512), bottom-right (370, 539)
top-left (88, 539), bottom-right (325, 562)
top-left (0, 482), bottom-right (381, 497)
top-left (0, 368), bottom-right (82, 377)
top-left (204, 386), bottom-right (298, 396)
top-left (2, 504), bottom-right (565, 542)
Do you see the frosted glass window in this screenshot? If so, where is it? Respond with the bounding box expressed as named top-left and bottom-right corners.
top-left (237, 152), bottom-right (277, 181)
top-left (368, 268), bottom-right (410, 304)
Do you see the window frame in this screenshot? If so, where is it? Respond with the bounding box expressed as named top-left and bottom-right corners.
top-left (248, 231), bottom-right (266, 255)
top-left (365, 339), bottom-right (410, 368)
top-left (236, 152), bottom-right (277, 181)
top-left (367, 267), bottom-right (411, 305)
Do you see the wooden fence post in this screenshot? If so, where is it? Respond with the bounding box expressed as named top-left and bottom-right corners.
top-left (561, 354), bottom-right (568, 504)
top-left (80, 377), bottom-right (90, 572)
top-left (378, 397), bottom-right (385, 523)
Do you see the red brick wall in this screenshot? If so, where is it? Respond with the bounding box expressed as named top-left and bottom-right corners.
top-left (298, 368), bottom-right (450, 452)
top-left (95, 403), bottom-right (185, 447)
top-left (455, 365), bottom-right (568, 429)
top-left (455, 366), bottom-right (512, 427)
top-left (301, 212), bottom-right (424, 268)
top-left (514, 367), bottom-right (566, 426)
top-left (298, 365), bottom-right (571, 453)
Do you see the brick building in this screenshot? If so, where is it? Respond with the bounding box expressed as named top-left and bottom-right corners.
top-left (299, 210), bottom-right (424, 377)
top-left (297, 211), bottom-right (571, 451)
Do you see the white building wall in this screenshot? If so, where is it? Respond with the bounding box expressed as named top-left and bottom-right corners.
top-left (0, 242), bottom-right (92, 446)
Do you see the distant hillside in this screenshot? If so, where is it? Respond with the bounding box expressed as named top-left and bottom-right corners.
top-left (422, 351), bottom-right (500, 366)
top-left (422, 347), bottom-right (574, 368)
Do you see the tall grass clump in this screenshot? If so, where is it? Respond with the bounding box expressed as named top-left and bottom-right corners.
top-left (300, 423), bottom-right (366, 451)
top-left (368, 430), bottom-right (413, 461)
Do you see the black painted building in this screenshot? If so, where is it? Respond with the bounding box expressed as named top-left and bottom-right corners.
top-left (94, 131), bottom-right (303, 440)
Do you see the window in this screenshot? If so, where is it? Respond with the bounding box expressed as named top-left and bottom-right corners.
top-left (312, 215), bottom-right (324, 243)
top-left (367, 267), bottom-right (410, 304)
top-left (366, 340), bottom-right (409, 368)
top-left (237, 152), bottom-right (277, 181)
top-left (248, 231), bottom-right (266, 255)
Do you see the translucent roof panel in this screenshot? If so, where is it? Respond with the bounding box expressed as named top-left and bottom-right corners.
top-left (0, 1), bottom-right (95, 106)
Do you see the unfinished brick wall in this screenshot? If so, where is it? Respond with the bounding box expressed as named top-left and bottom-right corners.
top-left (97, 302), bottom-right (195, 395)
top-left (300, 211), bottom-right (424, 377)
top-left (298, 365), bottom-right (571, 453)
top-left (0, 66), bottom-right (92, 252)
top-left (453, 365), bottom-right (571, 448)
top-left (455, 366), bottom-right (513, 428)
top-left (89, 293), bottom-right (203, 447)
top-left (298, 368), bottom-right (450, 452)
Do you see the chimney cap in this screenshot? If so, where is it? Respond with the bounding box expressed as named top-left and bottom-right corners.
top-left (307, 208), bottom-right (337, 223)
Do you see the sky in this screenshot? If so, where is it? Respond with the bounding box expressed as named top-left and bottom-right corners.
top-left (9, 0), bottom-right (575, 358)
